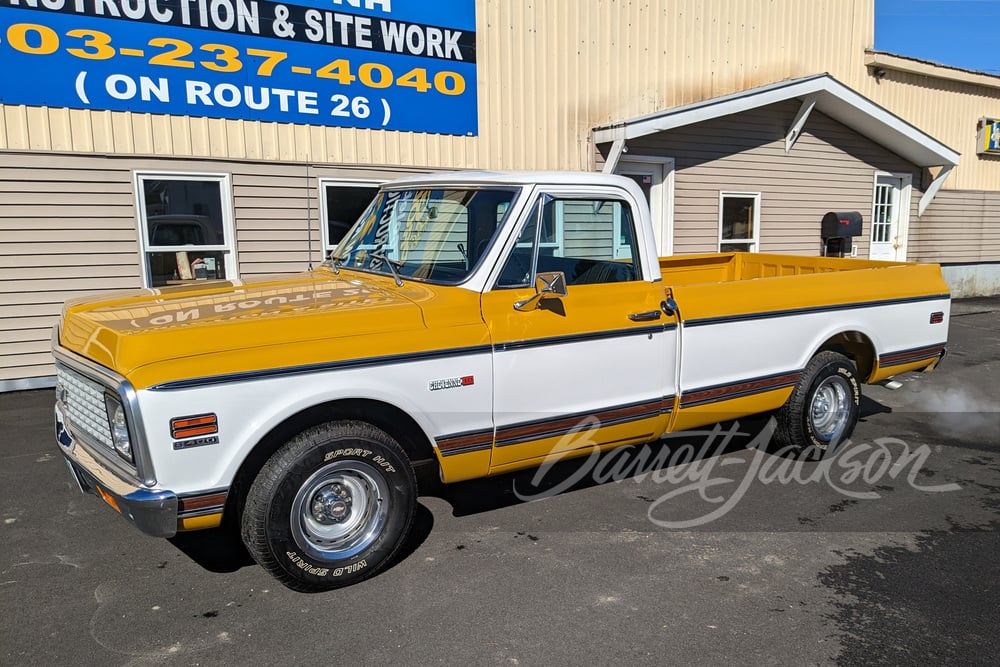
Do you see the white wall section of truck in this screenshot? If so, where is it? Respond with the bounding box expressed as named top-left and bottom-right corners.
top-left (134, 350), bottom-right (495, 494)
top-left (677, 297), bottom-right (952, 394)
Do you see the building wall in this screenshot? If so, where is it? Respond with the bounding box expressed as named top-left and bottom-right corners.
top-left (2, 0), bottom-right (996, 189)
top-left (0, 151), bottom-right (415, 384)
top-left (603, 101), bottom-right (924, 256)
top-left (908, 190), bottom-right (1000, 264)
top-left (859, 66), bottom-right (1000, 191)
top-left (0, 0), bottom-right (875, 171)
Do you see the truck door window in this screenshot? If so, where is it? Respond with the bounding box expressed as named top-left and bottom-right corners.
top-left (497, 197), bottom-right (640, 288)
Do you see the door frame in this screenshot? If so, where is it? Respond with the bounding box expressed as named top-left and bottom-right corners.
top-left (615, 156), bottom-right (675, 256)
top-left (869, 171), bottom-right (913, 261)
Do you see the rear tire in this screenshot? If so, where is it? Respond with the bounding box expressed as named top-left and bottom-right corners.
top-left (241, 420), bottom-right (416, 592)
top-left (775, 351), bottom-right (861, 458)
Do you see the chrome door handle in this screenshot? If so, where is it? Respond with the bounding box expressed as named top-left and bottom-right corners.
top-left (628, 310), bottom-right (662, 322)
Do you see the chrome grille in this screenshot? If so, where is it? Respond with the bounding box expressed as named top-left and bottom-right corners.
top-left (57, 365), bottom-right (112, 450)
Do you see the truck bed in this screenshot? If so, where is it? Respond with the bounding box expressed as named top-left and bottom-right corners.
top-left (660, 251), bottom-right (949, 324)
top-left (659, 251), bottom-right (901, 286)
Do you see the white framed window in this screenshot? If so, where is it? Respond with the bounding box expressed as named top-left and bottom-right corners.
top-left (718, 192), bottom-right (760, 253)
top-left (319, 179), bottom-right (383, 254)
top-left (134, 172), bottom-right (237, 288)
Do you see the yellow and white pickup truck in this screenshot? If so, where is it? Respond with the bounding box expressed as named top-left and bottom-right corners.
top-left (52, 171), bottom-right (950, 591)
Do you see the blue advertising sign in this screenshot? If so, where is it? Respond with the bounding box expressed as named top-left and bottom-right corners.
top-left (0, 0), bottom-right (477, 135)
top-left (980, 117), bottom-right (1000, 155)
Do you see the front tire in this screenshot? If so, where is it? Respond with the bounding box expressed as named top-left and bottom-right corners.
top-left (775, 351), bottom-right (861, 458)
top-left (241, 421), bottom-right (416, 592)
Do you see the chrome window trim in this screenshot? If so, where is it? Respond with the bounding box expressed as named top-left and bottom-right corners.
top-left (52, 326), bottom-right (157, 488)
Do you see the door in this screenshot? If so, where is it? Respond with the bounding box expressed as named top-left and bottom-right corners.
top-left (869, 174), bottom-right (911, 261)
top-left (480, 189), bottom-right (678, 470)
top-left (616, 158), bottom-right (674, 256)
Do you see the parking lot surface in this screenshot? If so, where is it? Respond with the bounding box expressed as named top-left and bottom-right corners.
top-left (2, 300), bottom-right (999, 665)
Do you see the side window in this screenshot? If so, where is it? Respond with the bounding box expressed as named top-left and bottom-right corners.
top-left (321, 181), bottom-right (382, 253)
top-left (497, 196), bottom-right (640, 288)
top-left (719, 192), bottom-right (760, 252)
top-left (136, 173), bottom-right (235, 288)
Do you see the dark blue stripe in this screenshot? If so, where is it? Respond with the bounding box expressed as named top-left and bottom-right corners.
top-left (495, 323), bottom-right (675, 352)
top-left (150, 344), bottom-right (495, 391)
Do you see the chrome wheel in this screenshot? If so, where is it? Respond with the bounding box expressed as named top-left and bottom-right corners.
top-left (290, 460), bottom-right (390, 561)
top-left (809, 375), bottom-right (852, 442)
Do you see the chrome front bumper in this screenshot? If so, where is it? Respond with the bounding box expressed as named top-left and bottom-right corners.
top-left (56, 403), bottom-right (179, 538)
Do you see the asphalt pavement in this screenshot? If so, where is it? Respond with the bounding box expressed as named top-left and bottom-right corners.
top-left (2, 300), bottom-right (999, 666)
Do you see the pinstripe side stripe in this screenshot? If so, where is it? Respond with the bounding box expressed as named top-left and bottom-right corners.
top-left (679, 370), bottom-right (803, 408)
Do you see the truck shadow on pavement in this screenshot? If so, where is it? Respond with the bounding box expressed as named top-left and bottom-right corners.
top-left (427, 414), bottom-right (776, 517)
top-left (166, 503), bottom-right (436, 576)
top-left (429, 393), bottom-right (896, 518)
top-left (168, 397), bottom-right (899, 574)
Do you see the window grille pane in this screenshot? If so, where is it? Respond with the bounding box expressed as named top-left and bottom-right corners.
top-left (721, 196), bottom-right (755, 241)
top-left (142, 180), bottom-right (225, 246)
top-left (325, 185), bottom-right (380, 248)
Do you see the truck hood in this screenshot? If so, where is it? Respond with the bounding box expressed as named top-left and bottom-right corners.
top-left (58, 270), bottom-right (436, 388)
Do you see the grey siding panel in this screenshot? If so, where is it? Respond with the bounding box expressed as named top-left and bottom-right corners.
top-left (909, 190), bottom-right (1000, 263)
top-left (0, 153), bottom-right (140, 380)
top-left (607, 101), bottom-right (926, 257)
top-left (0, 152), bottom-right (418, 383)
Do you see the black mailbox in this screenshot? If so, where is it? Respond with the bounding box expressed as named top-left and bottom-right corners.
top-left (821, 211), bottom-right (863, 257)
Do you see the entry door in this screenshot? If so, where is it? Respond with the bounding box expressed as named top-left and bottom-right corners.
top-left (616, 158), bottom-right (673, 256)
top-left (480, 190), bottom-right (678, 469)
top-left (870, 175), bottom-right (909, 261)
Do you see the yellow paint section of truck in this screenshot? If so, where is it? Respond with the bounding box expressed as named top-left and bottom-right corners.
top-left (59, 269), bottom-right (491, 391)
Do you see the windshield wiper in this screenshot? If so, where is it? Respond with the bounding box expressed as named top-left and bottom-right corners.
top-left (326, 252), bottom-right (347, 275)
top-left (370, 252), bottom-right (405, 286)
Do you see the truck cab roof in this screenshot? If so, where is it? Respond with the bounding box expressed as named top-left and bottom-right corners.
top-left (385, 170), bottom-right (641, 189)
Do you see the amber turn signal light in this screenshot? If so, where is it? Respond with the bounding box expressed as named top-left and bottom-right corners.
top-left (170, 413), bottom-right (219, 440)
top-left (96, 486), bottom-right (121, 513)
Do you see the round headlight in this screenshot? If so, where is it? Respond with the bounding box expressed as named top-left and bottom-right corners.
top-left (105, 397), bottom-right (132, 462)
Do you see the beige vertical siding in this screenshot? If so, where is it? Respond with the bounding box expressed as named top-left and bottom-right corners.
top-left (609, 101), bottom-right (923, 256)
top-left (0, 0), bottom-right (878, 172)
top-left (0, 152), bottom-right (416, 382)
top-left (908, 190), bottom-right (1000, 264)
top-left (856, 67), bottom-right (1000, 192)
top-left (3, 1), bottom-right (994, 186)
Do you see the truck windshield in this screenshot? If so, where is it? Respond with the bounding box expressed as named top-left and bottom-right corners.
top-left (326, 187), bottom-right (519, 285)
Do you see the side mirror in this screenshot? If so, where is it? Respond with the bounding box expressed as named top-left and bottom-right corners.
top-left (513, 271), bottom-right (567, 311)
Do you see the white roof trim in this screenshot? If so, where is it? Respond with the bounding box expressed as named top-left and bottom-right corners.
top-left (593, 74), bottom-right (960, 168)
